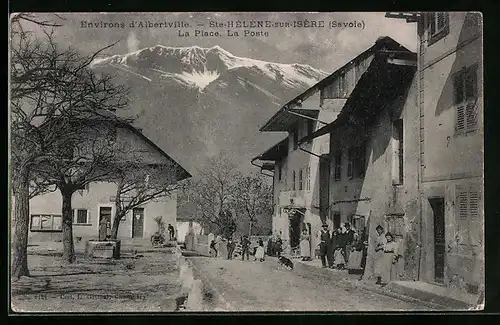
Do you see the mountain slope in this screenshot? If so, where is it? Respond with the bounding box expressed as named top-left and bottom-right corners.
top-left (91, 45), bottom-right (328, 175)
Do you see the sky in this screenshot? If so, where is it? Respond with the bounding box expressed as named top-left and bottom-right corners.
top-left (15, 12), bottom-right (417, 73)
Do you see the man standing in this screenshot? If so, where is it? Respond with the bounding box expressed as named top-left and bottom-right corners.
top-left (241, 235), bottom-right (251, 261)
top-left (167, 223), bottom-right (175, 241)
top-left (226, 238), bottom-right (236, 260)
top-left (318, 224), bottom-right (332, 268)
top-left (344, 222), bottom-right (355, 264)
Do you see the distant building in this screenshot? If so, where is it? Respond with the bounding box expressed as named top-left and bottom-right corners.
top-left (28, 119), bottom-right (191, 243)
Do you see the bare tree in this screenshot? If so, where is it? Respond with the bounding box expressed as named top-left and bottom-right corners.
top-left (10, 17), bottom-right (127, 270)
top-left (109, 156), bottom-right (188, 240)
top-left (188, 153), bottom-right (239, 237)
top-left (231, 173), bottom-right (273, 237)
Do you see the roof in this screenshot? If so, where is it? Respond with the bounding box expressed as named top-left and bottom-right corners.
top-left (253, 137), bottom-right (289, 161)
top-left (299, 51), bottom-right (417, 144)
top-left (72, 109), bottom-right (192, 181)
top-left (259, 36), bottom-right (411, 132)
top-left (259, 108), bottom-right (319, 132)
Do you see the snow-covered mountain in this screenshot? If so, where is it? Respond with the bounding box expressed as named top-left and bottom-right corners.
top-left (92, 45), bottom-right (326, 90)
top-left (91, 45), bottom-right (328, 178)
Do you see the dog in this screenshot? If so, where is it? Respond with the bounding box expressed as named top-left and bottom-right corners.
top-left (277, 255), bottom-right (294, 270)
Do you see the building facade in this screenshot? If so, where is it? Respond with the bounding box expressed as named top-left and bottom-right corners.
top-left (28, 122), bottom-right (190, 243)
top-left (413, 12), bottom-right (483, 293)
top-left (253, 37), bottom-right (409, 256)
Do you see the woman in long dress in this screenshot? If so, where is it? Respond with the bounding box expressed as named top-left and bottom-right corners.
top-left (333, 227), bottom-right (347, 269)
top-left (299, 229), bottom-right (311, 261)
top-left (255, 238), bottom-right (265, 261)
top-left (379, 232), bottom-right (400, 286)
top-left (373, 225), bottom-right (387, 285)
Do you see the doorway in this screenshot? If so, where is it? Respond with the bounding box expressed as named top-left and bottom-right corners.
top-left (132, 208), bottom-right (145, 238)
top-left (429, 197), bottom-right (445, 284)
top-left (99, 206), bottom-right (112, 238)
top-left (288, 209), bottom-right (304, 250)
top-left (319, 156), bottom-right (330, 223)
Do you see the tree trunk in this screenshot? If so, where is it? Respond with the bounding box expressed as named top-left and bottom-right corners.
top-left (110, 209), bottom-right (125, 240)
top-left (248, 220), bottom-right (252, 237)
top-left (11, 167), bottom-right (30, 278)
top-left (110, 179), bottom-right (124, 240)
top-left (61, 189), bottom-right (76, 263)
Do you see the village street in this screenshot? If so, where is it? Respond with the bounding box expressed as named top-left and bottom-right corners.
top-left (187, 256), bottom-right (438, 312)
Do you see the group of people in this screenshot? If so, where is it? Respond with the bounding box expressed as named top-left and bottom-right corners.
top-left (209, 235), bottom-right (266, 261)
top-left (317, 222), bottom-right (362, 270)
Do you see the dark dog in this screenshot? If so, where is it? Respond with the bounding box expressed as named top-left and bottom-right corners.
top-left (278, 256), bottom-right (294, 270)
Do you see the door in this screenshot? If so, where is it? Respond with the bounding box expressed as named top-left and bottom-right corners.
top-left (132, 208), bottom-right (144, 238)
top-left (333, 211), bottom-right (341, 229)
top-left (289, 211), bottom-right (301, 249)
top-left (319, 156), bottom-right (330, 223)
top-left (429, 198), bottom-right (445, 284)
top-left (99, 207), bottom-right (112, 238)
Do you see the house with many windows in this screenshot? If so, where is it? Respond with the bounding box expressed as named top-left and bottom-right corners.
top-left (28, 119), bottom-right (191, 243)
top-left (252, 37), bottom-right (411, 256)
top-left (385, 12), bottom-right (483, 294)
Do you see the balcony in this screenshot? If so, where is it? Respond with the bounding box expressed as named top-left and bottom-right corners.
top-left (279, 190), bottom-right (307, 207)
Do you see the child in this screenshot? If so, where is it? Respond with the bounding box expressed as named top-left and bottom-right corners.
top-left (255, 238), bottom-right (265, 262)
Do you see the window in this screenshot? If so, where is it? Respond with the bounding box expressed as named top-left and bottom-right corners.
top-left (454, 65), bottom-right (479, 133)
top-left (306, 166), bottom-right (311, 191)
top-left (338, 72), bottom-right (347, 98)
top-left (347, 143), bottom-right (366, 179)
top-left (298, 169), bottom-right (303, 191)
top-left (292, 170), bottom-right (296, 191)
top-left (428, 12), bottom-right (449, 45)
top-left (30, 214), bottom-right (62, 231)
top-left (75, 209), bottom-right (89, 224)
top-left (333, 211), bottom-right (341, 229)
top-left (393, 119), bottom-right (404, 185)
top-left (333, 150), bottom-right (342, 181)
top-left (347, 148), bottom-right (354, 180)
top-left (456, 184), bottom-right (481, 247)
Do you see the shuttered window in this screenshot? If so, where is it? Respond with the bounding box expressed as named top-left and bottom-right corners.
top-left (347, 148), bottom-right (354, 179)
top-left (305, 166), bottom-right (311, 191)
top-left (428, 12), bottom-right (449, 45)
top-left (292, 170), bottom-right (296, 191)
top-left (333, 150), bottom-right (342, 181)
top-left (299, 169), bottom-right (303, 191)
top-left (454, 65), bottom-right (479, 134)
top-left (456, 184), bottom-right (481, 247)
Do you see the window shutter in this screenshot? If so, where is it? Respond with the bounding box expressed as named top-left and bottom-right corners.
top-left (72, 209), bottom-right (75, 223)
top-left (468, 186), bottom-right (480, 246)
top-left (437, 12), bottom-right (446, 30)
top-left (456, 186), bottom-right (469, 245)
top-left (466, 101), bottom-right (477, 129)
top-left (456, 105), bottom-right (466, 131)
top-left (347, 148), bottom-right (354, 179)
top-left (87, 210), bottom-right (91, 225)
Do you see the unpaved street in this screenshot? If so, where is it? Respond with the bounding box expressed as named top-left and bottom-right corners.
top-left (188, 256), bottom-right (438, 312)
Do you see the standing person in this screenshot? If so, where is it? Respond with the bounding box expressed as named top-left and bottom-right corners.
top-left (255, 238), bottom-right (265, 262)
top-left (226, 238), bottom-right (235, 260)
top-left (210, 239), bottom-right (218, 257)
top-left (241, 235), bottom-right (251, 261)
top-left (318, 224), bottom-right (332, 268)
top-left (275, 232), bottom-right (283, 256)
top-left (344, 223), bottom-right (355, 264)
top-left (373, 225), bottom-right (387, 285)
top-left (299, 228), bottom-right (311, 261)
top-left (267, 235), bottom-right (274, 256)
top-left (379, 232), bottom-right (400, 286)
top-left (167, 224), bottom-right (175, 241)
top-left (334, 227), bottom-right (347, 269)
